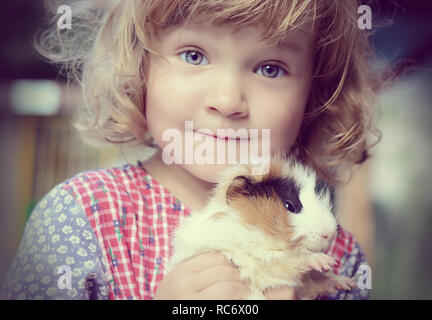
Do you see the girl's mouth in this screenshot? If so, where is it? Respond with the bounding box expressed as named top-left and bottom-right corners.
top-left (194, 129), bottom-right (250, 141)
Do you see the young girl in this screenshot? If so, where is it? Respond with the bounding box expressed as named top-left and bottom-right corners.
top-left (1, 0), bottom-right (380, 300)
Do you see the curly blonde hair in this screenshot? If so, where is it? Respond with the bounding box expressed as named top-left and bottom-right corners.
top-left (36, 0), bottom-right (382, 185)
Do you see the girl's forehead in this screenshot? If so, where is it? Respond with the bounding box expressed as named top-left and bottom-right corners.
top-left (158, 18), bottom-right (313, 51)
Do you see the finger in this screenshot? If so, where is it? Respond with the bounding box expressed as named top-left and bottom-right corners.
top-left (264, 286), bottom-right (297, 300)
top-left (180, 252), bottom-right (234, 272)
top-left (195, 280), bottom-right (249, 300)
top-left (191, 265), bottom-right (242, 292)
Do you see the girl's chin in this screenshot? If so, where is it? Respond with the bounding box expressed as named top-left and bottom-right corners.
top-left (181, 162), bottom-right (236, 184)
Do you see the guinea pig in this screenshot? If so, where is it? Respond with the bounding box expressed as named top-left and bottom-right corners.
top-left (165, 151), bottom-right (357, 299)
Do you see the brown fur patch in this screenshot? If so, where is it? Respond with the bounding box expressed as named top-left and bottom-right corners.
top-left (226, 175), bottom-right (258, 204)
top-left (229, 189), bottom-right (296, 247)
top-left (222, 151), bottom-right (303, 248)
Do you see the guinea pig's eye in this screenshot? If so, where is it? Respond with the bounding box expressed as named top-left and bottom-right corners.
top-left (283, 200), bottom-right (297, 213)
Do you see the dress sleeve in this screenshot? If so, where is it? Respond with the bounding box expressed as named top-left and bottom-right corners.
top-left (324, 241), bottom-right (371, 300)
top-left (0, 183), bottom-right (109, 300)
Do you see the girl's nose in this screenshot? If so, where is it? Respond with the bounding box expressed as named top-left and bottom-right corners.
top-left (208, 105), bottom-right (248, 119)
top-left (204, 70), bottom-right (249, 119)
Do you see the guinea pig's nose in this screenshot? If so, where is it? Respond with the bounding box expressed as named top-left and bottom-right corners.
top-left (321, 234), bottom-right (329, 240)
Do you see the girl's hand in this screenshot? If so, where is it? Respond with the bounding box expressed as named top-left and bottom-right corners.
top-left (264, 286), bottom-right (297, 300)
top-left (154, 252), bottom-right (250, 300)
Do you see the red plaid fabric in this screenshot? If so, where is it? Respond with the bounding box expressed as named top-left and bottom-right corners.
top-left (61, 162), bottom-right (355, 300)
top-left (325, 224), bottom-right (355, 274)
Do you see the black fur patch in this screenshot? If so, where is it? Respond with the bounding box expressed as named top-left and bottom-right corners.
top-left (270, 178), bottom-right (302, 213)
top-left (228, 175), bottom-right (302, 214)
top-left (314, 179), bottom-right (328, 196)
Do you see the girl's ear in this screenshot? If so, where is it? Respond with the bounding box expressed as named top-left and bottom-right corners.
top-left (226, 175), bottom-right (257, 205)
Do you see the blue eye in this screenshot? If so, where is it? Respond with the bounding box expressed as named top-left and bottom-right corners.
top-left (256, 64), bottom-right (287, 78)
top-left (179, 50), bottom-right (210, 66)
top-left (179, 49), bottom-right (287, 78)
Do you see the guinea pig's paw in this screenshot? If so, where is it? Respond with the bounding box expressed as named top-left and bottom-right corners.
top-left (326, 275), bottom-right (357, 292)
top-left (303, 252), bottom-right (337, 273)
top-left (334, 276), bottom-right (357, 291)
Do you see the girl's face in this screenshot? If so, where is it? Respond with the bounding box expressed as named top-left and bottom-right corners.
top-left (145, 19), bottom-right (314, 183)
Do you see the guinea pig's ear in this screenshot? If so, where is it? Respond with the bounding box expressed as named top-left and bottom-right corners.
top-left (226, 175), bottom-right (257, 205)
